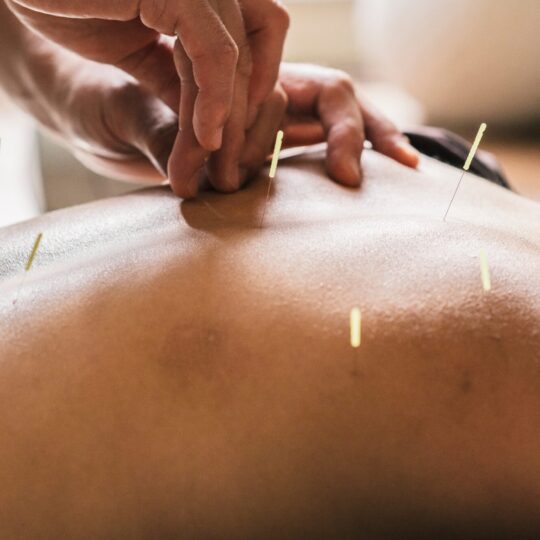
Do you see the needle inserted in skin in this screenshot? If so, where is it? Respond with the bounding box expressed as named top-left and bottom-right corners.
top-left (25, 232), bottom-right (43, 271)
top-left (463, 123), bottom-right (487, 172)
top-left (13, 232), bottom-right (43, 306)
top-left (259, 130), bottom-right (284, 228)
top-left (443, 123), bottom-right (487, 222)
top-left (268, 130), bottom-right (284, 180)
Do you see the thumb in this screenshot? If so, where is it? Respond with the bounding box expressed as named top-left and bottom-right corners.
top-left (135, 105), bottom-right (178, 178)
top-left (102, 82), bottom-right (178, 180)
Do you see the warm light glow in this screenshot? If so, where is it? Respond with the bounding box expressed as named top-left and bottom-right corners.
top-left (479, 249), bottom-right (491, 292)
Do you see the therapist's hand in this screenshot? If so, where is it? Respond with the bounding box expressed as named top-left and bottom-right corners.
top-left (238, 64), bottom-right (421, 188)
top-left (5, 0), bottom-right (289, 194)
top-left (56, 65), bottom-right (178, 183)
top-left (279, 64), bottom-right (420, 186)
top-left (0, 0), bottom-right (177, 183)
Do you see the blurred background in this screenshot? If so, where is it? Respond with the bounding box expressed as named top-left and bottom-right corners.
top-left (1, 0), bottom-right (539, 227)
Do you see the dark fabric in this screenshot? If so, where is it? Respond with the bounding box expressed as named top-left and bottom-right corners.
top-left (403, 126), bottom-right (511, 190)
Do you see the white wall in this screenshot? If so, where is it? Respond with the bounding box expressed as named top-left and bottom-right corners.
top-left (283, 0), bottom-right (360, 70)
top-left (0, 99), bottom-right (43, 227)
top-left (355, 0), bottom-right (540, 127)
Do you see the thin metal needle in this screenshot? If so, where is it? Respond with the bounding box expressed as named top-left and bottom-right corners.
top-left (259, 130), bottom-right (284, 228)
top-left (25, 232), bottom-right (43, 271)
top-left (442, 169), bottom-right (466, 222)
top-left (443, 123), bottom-right (487, 222)
top-left (12, 232), bottom-right (43, 306)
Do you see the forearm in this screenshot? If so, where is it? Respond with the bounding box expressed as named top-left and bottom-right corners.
top-left (0, 0), bottom-right (72, 132)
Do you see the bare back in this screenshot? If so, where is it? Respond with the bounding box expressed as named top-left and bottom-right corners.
top-left (0, 151), bottom-right (539, 539)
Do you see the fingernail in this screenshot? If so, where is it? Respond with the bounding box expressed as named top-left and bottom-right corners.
top-left (396, 139), bottom-right (420, 168)
top-left (207, 127), bottom-right (224, 151)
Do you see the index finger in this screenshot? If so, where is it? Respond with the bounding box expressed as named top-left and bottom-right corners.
top-left (358, 97), bottom-right (420, 169)
top-left (139, 0), bottom-right (241, 151)
top-left (168, 39), bottom-right (209, 198)
top-left (204, 0), bottom-right (252, 192)
top-left (317, 76), bottom-right (366, 186)
top-left (13, 0), bottom-right (243, 152)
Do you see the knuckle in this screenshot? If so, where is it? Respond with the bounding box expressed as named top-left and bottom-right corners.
top-left (270, 2), bottom-right (291, 31)
top-left (328, 70), bottom-right (355, 95)
top-left (191, 33), bottom-right (239, 67)
top-left (220, 37), bottom-right (240, 66)
top-left (336, 119), bottom-right (362, 140)
top-left (269, 86), bottom-right (289, 113)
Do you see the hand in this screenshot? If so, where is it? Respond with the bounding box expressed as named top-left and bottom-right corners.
top-left (213, 64), bottom-right (420, 195)
top-left (5, 0), bottom-right (290, 196)
top-left (59, 66), bottom-right (178, 183)
top-left (26, 49), bottom-right (178, 182)
top-left (278, 64), bottom-right (420, 186)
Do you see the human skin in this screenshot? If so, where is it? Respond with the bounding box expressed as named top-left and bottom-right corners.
top-left (0, 151), bottom-right (539, 539)
top-left (2, 0), bottom-right (418, 196)
top-left (6, 0), bottom-right (291, 191)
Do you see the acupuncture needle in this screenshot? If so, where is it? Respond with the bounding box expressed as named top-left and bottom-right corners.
top-left (12, 232), bottom-right (43, 306)
top-left (350, 307), bottom-right (362, 374)
top-left (443, 123), bottom-right (487, 222)
top-left (259, 129), bottom-right (284, 228)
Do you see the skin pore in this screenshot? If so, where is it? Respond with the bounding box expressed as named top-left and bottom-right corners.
top-left (0, 150), bottom-right (539, 539)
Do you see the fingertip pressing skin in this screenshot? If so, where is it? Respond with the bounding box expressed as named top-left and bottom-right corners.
top-left (168, 173), bottom-right (198, 199)
top-left (372, 136), bottom-right (421, 170)
top-left (307, 70), bottom-right (366, 187)
top-left (393, 139), bottom-right (421, 169)
top-left (172, 168), bottom-right (201, 198)
top-left (326, 145), bottom-right (362, 187)
top-left (358, 96), bottom-right (420, 170)
top-left (326, 152), bottom-right (362, 187)
top-left (168, 136), bottom-right (203, 199)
